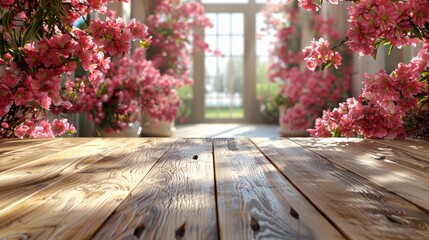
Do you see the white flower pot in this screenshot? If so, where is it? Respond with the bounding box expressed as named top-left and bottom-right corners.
top-left (140, 114), bottom-right (175, 137)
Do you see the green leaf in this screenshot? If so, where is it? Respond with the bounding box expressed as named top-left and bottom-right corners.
top-left (412, 25), bottom-right (423, 40)
top-left (321, 60), bottom-right (332, 71)
top-left (373, 43), bottom-right (380, 59)
top-left (2, 11), bottom-right (10, 31)
top-left (420, 71), bottom-right (429, 81)
top-left (332, 126), bottom-right (342, 137)
top-left (418, 95), bottom-right (429, 105)
top-left (387, 44), bottom-right (394, 56)
top-left (23, 20), bottom-right (43, 45)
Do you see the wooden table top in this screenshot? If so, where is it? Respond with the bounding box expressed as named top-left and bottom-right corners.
top-left (0, 137), bottom-right (429, 239)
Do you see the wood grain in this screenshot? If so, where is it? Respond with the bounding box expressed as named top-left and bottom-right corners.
top-left (1, 137), bottom-right (428, 240)
top-left (0, 138), bottom-right (172, 240)
top-left (214, 138), bottom-right (344, 239)
top-left (317, 138), bottom-right (429, 174)
top-left (0, 138), bottom-right (129, 191)
top-left (93, 138), bottom-right (217, 240)
top-left (0, 138), bottom-right (93, 172)
top-left (372, 139), bottom-right (429, 169)
top-left (0, 138), bottom-right (57, 155)
top-left (253, 138), bottom-right (429, 240)
top-left (292, 137), bottom-right (429, 212)
top-left (0, 138), bottom-right (134, 214)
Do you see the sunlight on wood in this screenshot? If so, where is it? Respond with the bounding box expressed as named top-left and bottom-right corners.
top-left (1, 137), bottom-right (429, 239)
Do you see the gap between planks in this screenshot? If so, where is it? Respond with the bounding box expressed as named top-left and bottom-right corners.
top-left (214, 138), bottom-right (344, 239)
top-left (252, 138), bottom-right (429, 240)
top-left (0, 138), bottom-right (173, 240)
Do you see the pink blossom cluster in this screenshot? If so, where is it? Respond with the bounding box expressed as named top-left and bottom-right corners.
top-left (285, 0), bottom-right (429, 138)
top-left (146, 0), bottom-right (217, 88)
top-left (303, 38), bottom-right (343, 71)
top-left (278, 68), bottom-right (350, 131)
top-left (295, 0), bottom-right (338, 11)
top-left (346, 0), bottom-right (429, 56)
top-left (0, 0), bottom-right (150, 138)
top-left (301, 0), bottom-right (429, 69)
top-left (263, 2), bottom-right (350, 131)
top-left (10, 118), bottom-right (76, 139)
top-left (59, 48), bottom-right (179, 133)
top-left (310, 48), bottom-right (429, 138)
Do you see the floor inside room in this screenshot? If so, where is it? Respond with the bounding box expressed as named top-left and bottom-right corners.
top-left (174, 123), bottom-right (280, 138)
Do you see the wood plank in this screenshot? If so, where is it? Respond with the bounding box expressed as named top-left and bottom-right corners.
top-left (252, 138), bottom-right (429, 240)
top-left (0, 138), bottom-right (93, 172)
top-left (0, 138), bottom-right (173, 240)
top-left (0, 138), bottom-right (133, 214)
top-left (93, 138), bottom-right (217, 240)
top-left (292, 137), bottom-right (429, 212)
top-left (0, 138), bottom-right (57, 154)
top-left (319, 138), bottom-right (429, 174)
top-left (214, 138), bottom-right (344, 239)
top-left (372, 139), bottom-right (429, 166)
top-left (0, 138), bottom-right (129, 191)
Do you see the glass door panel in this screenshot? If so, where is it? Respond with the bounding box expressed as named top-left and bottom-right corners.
top-left (204, 13), bottom-right (244, 120)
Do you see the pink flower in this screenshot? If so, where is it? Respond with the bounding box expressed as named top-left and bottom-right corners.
top-left (298, 0), bottom-right (320, 11)
top-left (146, 0), bottom-right (215, 87)
top-left (0, 0), bottom-right (152, 138)
top-left (330, 52), bottom-right (342, 69)
top-left (40, 96), bottom-right (52, 109)
top-left (129, 19), bottom-right (149, 39)
top-left (52, 119), bottom-right (70, 135)
top-left (410, 0), bottom-right (429, 28)
top-left (94, 52), bottom-right (111, 72)
top-left (13, 88), bottom-right (32, 106)
top-left (303, 38), bottom-right (342, 71)
top-left (14, 124), bottom-right (29, 138)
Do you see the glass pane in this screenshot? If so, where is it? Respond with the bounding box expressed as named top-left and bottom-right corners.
top-left (204, 56), bottom-right (244, 119)
top-left (256, 56), bottom-right (269, 82)
top-left (217, 56), bottom-right (229, 77)
top-left (231, 36), bottom-right (243, 55)
top-left (225, 57), bottom-right (243, 93)
top-left (218, 13), bottom-right (231, 35)
top-left (205, 76), bottom-right (216, 93)
top-left (231, 13), bottom-right (244, 35)
top-left (202, 0), bottom-right (248, 3)
top-left (205, 36), bottom-right (218, 57)
top-left (218, 36), bottom-right (231, 55)
top-left (257, 37), bottom-right (270, 55)
top-left (205, 57), bottom-right (217, 77)
top-left (205, 13), bottom-right (217, 35)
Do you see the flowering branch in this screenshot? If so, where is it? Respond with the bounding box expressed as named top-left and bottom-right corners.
top-left (0, 0), bottom-right (151, 138)
top-left (263, 1), bottom-right (351, 131)
top-left (286, 0), bottom-right (429, 139)
top-left (146, 0), bottom-right (219, 88)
